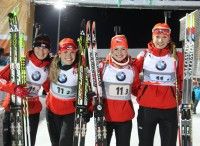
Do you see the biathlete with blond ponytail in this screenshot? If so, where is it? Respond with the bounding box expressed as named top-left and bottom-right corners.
top-left (46, 38), bottom-right (92, 146)
top-left (46, 38), bottom-right (78, 146)
top-left (133, 23), bottom-right (184, 146)
top-left (99, 34), bottom-right (140, 146)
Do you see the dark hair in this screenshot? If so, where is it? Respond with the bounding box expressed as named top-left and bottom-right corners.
top-left (33, 34), bottom-right (51, 49)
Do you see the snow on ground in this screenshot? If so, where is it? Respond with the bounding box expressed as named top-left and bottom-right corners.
top-left (0, 96), bottom-right (199, 146)
top-left (35, 97), bottom-right (200, 146)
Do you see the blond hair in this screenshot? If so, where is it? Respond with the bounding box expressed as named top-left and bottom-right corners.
top-left (169, 41), bottom-right (177, 60)
top-left (49, 55), bottom-right (60, 83)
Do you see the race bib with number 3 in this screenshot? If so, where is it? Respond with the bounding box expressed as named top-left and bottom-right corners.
top-left (109, 85), bottom-right (130, 97)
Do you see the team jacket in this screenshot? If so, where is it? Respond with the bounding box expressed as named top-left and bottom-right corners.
top-left (99, 58), bottom-right (140, 122)
top-left (46, 67), bottom-right (78, 115)
top-left (133, 42), bottom-right (183, 109)
top-left (0, 51), bottom-right (51, 114)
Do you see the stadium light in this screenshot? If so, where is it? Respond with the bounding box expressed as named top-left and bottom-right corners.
top-left (54, 0), bottom-right (66, 9)
top-left (54, 0), bottom-right (66, 50)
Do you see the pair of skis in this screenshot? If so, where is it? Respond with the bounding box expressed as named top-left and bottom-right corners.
top-left (73, 19), bottom-right (90, 146)
top-left (86, 20), bottom-right (107, 146)
top-left (181, 12), bottom-right (195, 146)
top-left (8, 12), bottom-right (31, 146)
top-left (73, 19), bottom-right (107, 146)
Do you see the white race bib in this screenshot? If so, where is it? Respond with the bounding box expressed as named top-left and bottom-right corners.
top-left (52, 84), bottom-right (72, 96)
top-left (109, 84), bottom-right (130, 97)
top-left (149, 74), bottom-right (172, 82)
top-left (27, 82), bottom-right (41, 97)
top-left (50, 82), bottom-right (77, 99)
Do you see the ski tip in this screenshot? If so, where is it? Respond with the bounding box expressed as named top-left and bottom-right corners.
top-left (87, 20), bottom-right (91, 24)
top-left (86, 20), bottom-right (91, 29)
top-left (92, 21), bottom-right (96, 27)
top-left (8, 13), bottom-right (15, 18)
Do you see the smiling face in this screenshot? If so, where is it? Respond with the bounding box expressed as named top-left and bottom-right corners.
top-left (152, 23), bottom-right (171, 49)
top-left (58, 49), bottom-right (77, 65)
top-left (152, 34), bottom-right (170, 49)
top-left (111, 46), bottom-right (128, 62)
top-left (33, 46), bottom-right (49, 60)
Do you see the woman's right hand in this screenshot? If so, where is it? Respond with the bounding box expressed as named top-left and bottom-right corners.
top-left (14, 85), bottom-right (29, 98)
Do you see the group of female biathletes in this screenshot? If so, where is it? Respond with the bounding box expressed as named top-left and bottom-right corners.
top-left (0, 22), bottom-right (183, 146)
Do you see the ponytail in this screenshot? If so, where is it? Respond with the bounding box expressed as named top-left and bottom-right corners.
top-left (169, 41), bottom-right (177, 60)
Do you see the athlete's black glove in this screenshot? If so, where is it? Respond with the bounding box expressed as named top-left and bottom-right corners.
top-left (82, 110), bottom-right (93, 123)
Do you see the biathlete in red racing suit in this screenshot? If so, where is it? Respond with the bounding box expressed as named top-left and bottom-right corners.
top-left (46, 38), bottom-right (92, 146)
top-left (0, 34), bottom-right (52, 146)
top-left (99, 34), bottom-right (140, 146)
top-left (133, 23), bottom-right (184, 146)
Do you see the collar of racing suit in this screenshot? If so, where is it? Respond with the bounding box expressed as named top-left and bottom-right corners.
top-left (148, 41), bottom-right (171, 57)
top-left (26, 50), bottom-right (51, 67)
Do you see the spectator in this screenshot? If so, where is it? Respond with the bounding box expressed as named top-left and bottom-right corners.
top-left (193, 82), bottom-right (200, 114)
top-left (0, 47), bottom-right (8, 66)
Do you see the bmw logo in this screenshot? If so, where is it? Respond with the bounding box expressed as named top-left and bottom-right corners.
top-left (156, 60), bottom-right (167, 71)
top-left (31, 71), bottom-right (41, 81)
top-left (58, 74), bottom-right (67, 83)
top-left (116, 72), bottom-right (126, 81)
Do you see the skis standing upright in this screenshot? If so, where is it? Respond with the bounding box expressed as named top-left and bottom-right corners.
top-left (181, 12), bottom-right (195, 146)
top-left (86, 20), bottom-right (107, 146)
top-left (73, 19), bottom-right (90, 146)
top-left (8, 12), bottom-right (31, 146)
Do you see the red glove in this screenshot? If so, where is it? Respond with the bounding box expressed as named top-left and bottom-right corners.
top-left (14, 85), bottom-right (29, 98)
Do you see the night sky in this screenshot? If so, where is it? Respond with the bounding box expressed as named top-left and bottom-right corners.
top-left (34, 4), bottom-right (192, 54)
